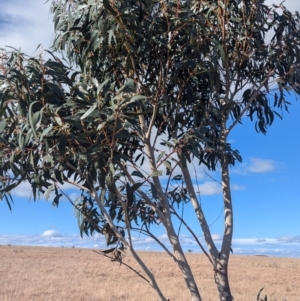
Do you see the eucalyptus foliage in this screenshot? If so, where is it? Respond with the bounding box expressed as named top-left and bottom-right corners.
top-left (1, 1), bottom-right (300, 301)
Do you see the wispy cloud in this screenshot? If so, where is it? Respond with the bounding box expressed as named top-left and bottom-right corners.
top-left (194, 181), bottom-right (222, 195)
top-left (0, 0), bottom-right (53, 55)
top-left (277, 235), bottom-right (300, 243)
top-left (1, 231), bottom-right (300, 257)
top-left (247, 158), bottom-right (276, 173)
top-left (11, 180), bottom-right (79, 200)
top-left (193, 182), bottom-right (245, 196)
top-left (256, 239), bottom-right (266, 243)
top-left (231, 184), bottom-right (246, 191)
top-left (232, 157), bottom-right (278, 175)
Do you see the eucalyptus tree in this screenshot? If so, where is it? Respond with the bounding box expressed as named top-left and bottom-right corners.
top-left (1, 1), bottom-right (300, 301)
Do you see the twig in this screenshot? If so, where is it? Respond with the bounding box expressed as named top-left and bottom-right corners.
top-left (204, 169), bottom-right (222, 186)
top-left (176, 201), bottom-right (184, 238)
top-left (92, 250), bottom-right (150, 284)
top-left (141, 225), bottom-right (177, 262)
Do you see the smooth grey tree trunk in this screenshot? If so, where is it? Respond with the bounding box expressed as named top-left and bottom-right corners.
top-left (214, 138), bottom-right (234, 301)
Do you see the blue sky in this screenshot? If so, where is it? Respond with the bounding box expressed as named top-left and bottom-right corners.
top-left (0, 0), bottom-right (300, 258)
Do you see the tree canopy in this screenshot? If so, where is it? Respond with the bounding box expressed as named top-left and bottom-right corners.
top-left (1, 1), bottom-right (300, 300)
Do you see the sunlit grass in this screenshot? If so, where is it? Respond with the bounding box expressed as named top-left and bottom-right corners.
top-left (0, 245), bottom-right (299, 301)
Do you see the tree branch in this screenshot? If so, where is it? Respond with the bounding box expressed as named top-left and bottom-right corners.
top-left (93, 249), bottom-right (150, 284)
top-left (227, 69), bottom-right (275, 134)
top-left (170, 206), bottom-right (215, 267)
top-left (178, 155), bottom-right (219, 261)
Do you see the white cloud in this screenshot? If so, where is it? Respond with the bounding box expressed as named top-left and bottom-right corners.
top-left (256, 239), bottom-right (266, 243)
top-left (231, 184), bottom-right (246, 191)
top-left (11, 179), bottom-right (80, 200)
top-left (0, 232), bottom-right (105, 249)
top-left (179, 235), bottom-right (199, 245)
top-left (232, 238), bottom-right (278, 245)
top-left (41, 229), bottom-right (63, 238)
top-left (277, 235), bottom-right (300, 243)
top-left (12, 181), bottom-right (35, 198)
top-left (192, 181), bottom-right (245, 196)
top-left (194, 181), bottom-right (222, 195)
top-left (247, 158), bottom-right (276, 173)
top-left (212, 234), bottom-right (223, 241)
top-left (0, 0), bottom-right (53, 55)
top-left (232, 157), bottom-right (278, 175)
top-left (69, 192), bottom-right (80, 201)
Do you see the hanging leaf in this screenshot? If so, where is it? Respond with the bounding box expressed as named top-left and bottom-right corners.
top-left (132, 171), bottom-right (144, 178)
top-left (117, 79), bottom-right (135, 94)
top-left (0, 120), bottom-right (7, 133)
top-left (103, 0), bottom-right (118, 16)
top-left (52, 193), bottom-right (62, 207)
top-left (59, 134), bottom-right (66, 154)
top-left (156, 151), bottom-right (166, 162)
top-left (44, 185), bottom-right (54, 200)
top-left (126, 183), bottom-right (134, 207)
top-left (150, 183), bottom-right (158, 199)
top-left (149, 170), bottom-right (163, 177)
top-left (163, 161), bottom-right (172, 171)
top-left (132, 182), bottom-right (144, 191)
top-left (4, 194), bottom-right (12, 211)
top-left (80, 103), bottom-right (97, 120)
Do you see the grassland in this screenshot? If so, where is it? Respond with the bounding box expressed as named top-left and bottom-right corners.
top-left (0, 245), bottom-right (299, 301)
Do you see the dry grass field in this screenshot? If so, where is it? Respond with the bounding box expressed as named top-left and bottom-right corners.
top-left (0, 245), bottom-right (299, 301)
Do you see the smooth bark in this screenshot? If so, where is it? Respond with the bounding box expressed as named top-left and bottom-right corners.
top-left (143, 136), bottom-right (202, 301)
top-left (214, 125), bottom-right (234, 301)
top-left (180, 157), bottom-right (219, 261)
top-left (214, 155), bottom-right (233, 301)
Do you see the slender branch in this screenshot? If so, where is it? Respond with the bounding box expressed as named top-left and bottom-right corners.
top-left (204, 169), bottom-right (222, 186)
top-left (64, 178), bottom-right (131, 250)
top-left (115, 189), bottom-right (133, 248)
top-left (139, 106), bottom-right (202, 300)
top-left (56, 184), bottom-right (102, 232)
top-left (164, 159), bottom-right (180, 195)
top-left (178, 154), bottom-right (219, 261)
top-left (65, 179), bottom-right (93, 194)
top-left (170, 206), bottom-right (215, 267)
top-left (176, 201), bottom-right (184, 238)
top-left (191, 160), bottom-right (202, 207)
top-left (116, 162), bottom-right (158, 209)
top-left (64, 177), bottom-right (166, 300)
top-left (65, 161), bottom-right (91, 184)
top-left (152, 125), bottom-right (161, 149)
top-left (146, 104), bottom-right (158, 140)
top-left (209, 206), bottom-right (223, 228)
top-left (91, 186), bottom-right (167, 301)
top-left (57, 185), bottom-right (155, 289)
top-left (92, 250), bottom-right (150, 284)
top-left (131, 226), bottom-right (177, 262)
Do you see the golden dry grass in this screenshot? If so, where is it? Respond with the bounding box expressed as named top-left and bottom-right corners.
top-left (0, 245), bottom-right (299, 301)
